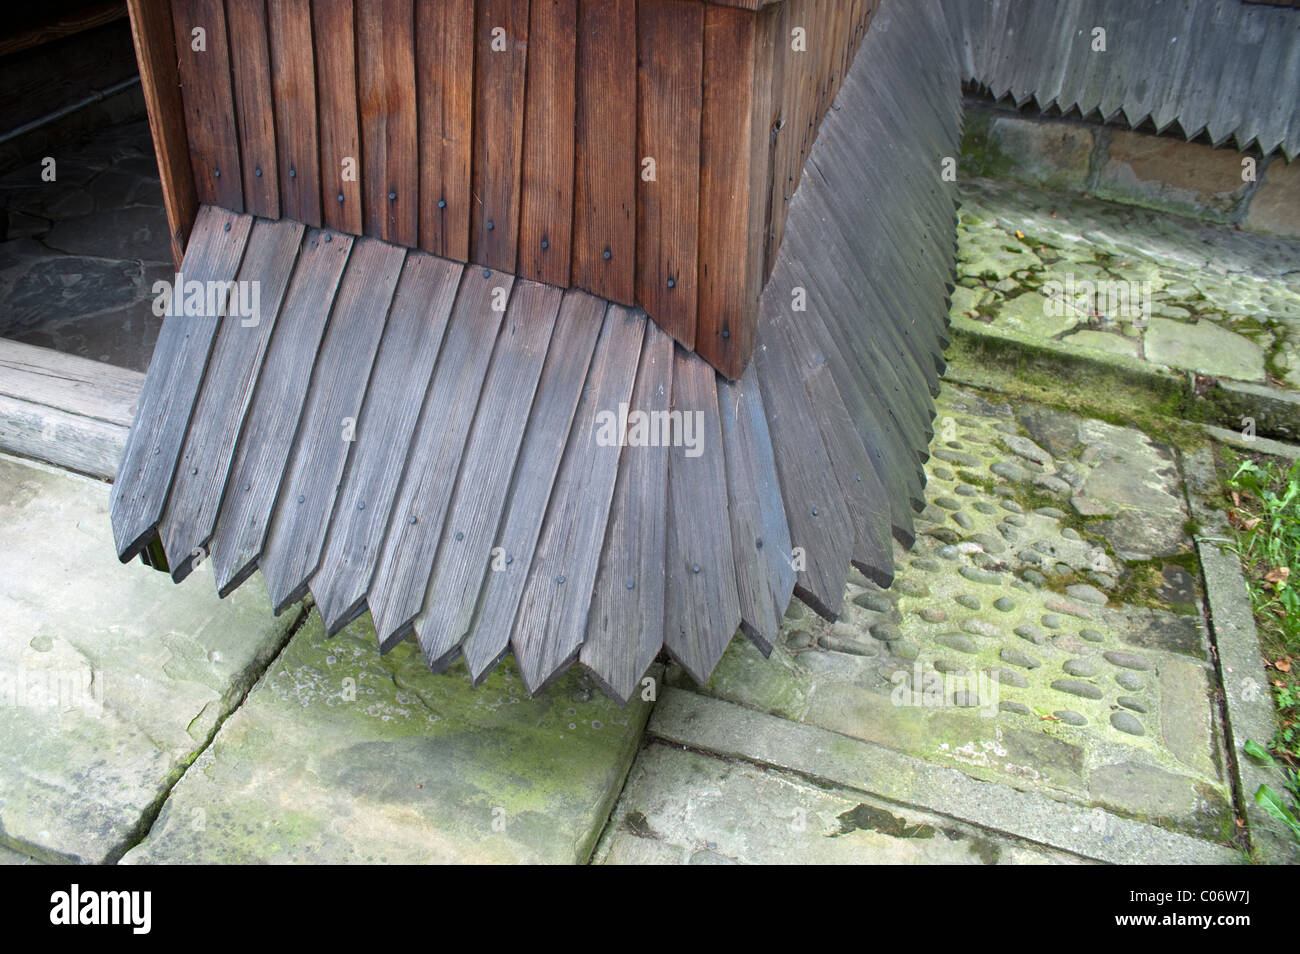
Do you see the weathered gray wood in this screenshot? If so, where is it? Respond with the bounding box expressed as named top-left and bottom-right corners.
top-left (412, 279), bottom-right (565, 668)
top-left (765, 289), bottom-right (894, 588)
top-left (509, 304), bottom-right (646, 693)
top-left (461, 290), bottom-right (607, 682)
top-left (110, 206), bottom-right (252, 562)
top-left (717, 364), bottom-right (795, 656)
top-left (209, 228), bottom-right (355, 597)
top-left (579, 321), bottom-right (673, 703)
top-left (259, 238), bottom-right (406, 613)
top-left (159, 217), bottom-right (304, 583)
top-left (782, 211), bottom-right (935, 470)
top-left (753, 303), bottom-right (854, 621)
top-left (0, 339), bottom-right (143, 427)
top-left (662, 346), bottom-right (741, 684)
top-left (311, 253), bottom-right (464, 635)
top-left (0, 394), bottom-right (128, 479)
top-left (782, 251), bottom-right (920, 541)
top-left (368, 268), bottom-right (515, 646)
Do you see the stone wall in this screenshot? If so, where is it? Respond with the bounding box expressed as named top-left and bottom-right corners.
top-left (960, 100), bottom-right (1299, 240)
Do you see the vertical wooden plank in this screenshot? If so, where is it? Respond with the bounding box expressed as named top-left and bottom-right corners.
top-left (517, 0), bottom-right (578, 287)
top-left (717, 365), bottom-right (796, 655)
top-left (127, 0), bottom-right (197, 268)
top-left (259, 239), bottom-right (407, 614)
top-left (416, 0), bottom-right (475, 260)
top-left (635, 0), bottom-right (703, 349)
top-left (753, 302), bottom-right (854, 620)
top-left (509, 305), bottom-right (646, 693)
top-left (171, 0), bottom-right (243, 212)
top-left (357, 0), bottom-right (418, 247)
top-left (461, 291), bottom-right (606, 682)
top-left (267, 0), bottom-right (321, 226)
top-left (695, 2), bottom-right (773, 379)
top-left (225, 0), bottom-right (278, 219)
top-left (110, 207), bottom-right (252, 561)
top-left (159, 217), bottom-right (304, 580)
top-left (571, 0), bottom-right (636, 305)
top-left (311, 254), bottom-right (464, 634)
top-left (762, 0), bottom-right (793, 281)
top-left (579, 321), bottom-right (673, 703)
top-left (209, 228), bottom-right (355, 597)
top-left (368, 268), bottom-right (516, 645)
top-left (662, 347), bottom-right (741, 684)
top-left (313, 0), bottom-right (363, 234)
top-left (471, 0), bottom-right (530, 271)
top-left (413, 280), bottom-right (566, 668)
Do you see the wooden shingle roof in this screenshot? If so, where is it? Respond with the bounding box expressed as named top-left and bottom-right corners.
top-left (110, 0), bottom-right (961, 699)
top-left (944, 0), bottom-right (1300, 160)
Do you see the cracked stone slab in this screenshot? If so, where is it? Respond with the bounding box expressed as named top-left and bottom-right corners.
top-left (1066, 417), bottom-right (1190, 561)
top-left (0, 454), bottom-right (301, 863)
top-left (647, 688), bottom-right (1239, 864)
top-left (594, 743), bottom-right (1082, 865)
top-left (122, 612), bottom-right (656, 864)
top-left (953, 177), bottom-right (1300, 393)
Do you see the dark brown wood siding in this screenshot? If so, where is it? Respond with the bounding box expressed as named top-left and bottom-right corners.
top-left (136, 0), bottom-right (874, 379)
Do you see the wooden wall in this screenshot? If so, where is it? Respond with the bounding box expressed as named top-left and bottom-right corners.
top-left (141, 0), bottom-right (875, 378)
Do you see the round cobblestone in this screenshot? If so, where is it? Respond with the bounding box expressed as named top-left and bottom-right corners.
top-left (1051, 679), bottom-right (1104, 700)
top-left (1103, 651), bottom-right (1151, 671)
top-left (1110, 711), bottom-right (1146, 736)
top-left (1000, 648), bottom-right (1042, 670)
top-left (959, 566), bottom-right (1004, 586)
top-left (938, 633), bottom-right (979, 654)
top-left (1014, 624), bottom-right (1046, 644)
top-left (991, 667), bottom-right (1028, 688)
top-left (1062, 658), bottom-right (1097, 677)
top-left (1115, 671), bottom-right (1144, 691)
top-left (853, 591), bottom-right (894, 613)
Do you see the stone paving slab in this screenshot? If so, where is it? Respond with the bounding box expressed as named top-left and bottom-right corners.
top-left (122, 612), bottom-right (656, 864)
top-left (0, 119), bottom-right (167, 372)
top-left (594, 742), bottom-right (1083, 865)
top-left (647, 688), bottom-right (1240, 864)
top-left (952, 177), bottom-right (1300, 389)
top-left (666, 385), bottom-right (1236, 843)
top-left (0, 453), bottom-right (302, 863)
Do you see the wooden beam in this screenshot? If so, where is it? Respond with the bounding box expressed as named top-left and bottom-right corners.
top-left (695, 2), bottom-right (775, 379)
top-left (0, 341), bottom-right (144, 479)
top-left (0, 2), bottom-right (128, 59)
top-left (126, 0), bottom-right (196, 269)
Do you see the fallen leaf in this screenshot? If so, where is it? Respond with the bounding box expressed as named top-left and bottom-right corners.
top-left (1276, 659), bottom-right (1292, 673)
top-left (1242, 516), bottom-right (1261, 530)
top-left (1264, 566), bottom-right (1290, 586)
